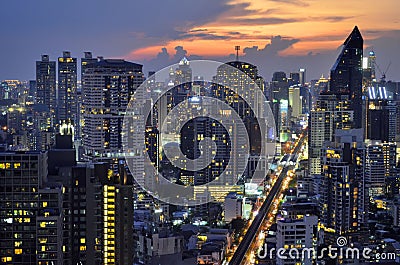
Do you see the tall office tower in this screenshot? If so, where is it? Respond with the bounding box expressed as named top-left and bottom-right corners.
top-left (299, 68), bottom-right (306, 86)
top-left (82, 58), bottom-right (144, 157)
top-left (366, 89), bottom-right (396, 142)
top-left (289, 72), bottom-right (300, 86)
top-left (172, 57), bottom-right (193, 106)
top-left (270, 99), bottom-right (281, 142)
top-left (279, 99), bottom-right (290, 142)
top-left (29, 80), bottom-right (37, 97)
top-left (330, 26), bottom-right (363, 129)
top-left (271, 71), bottom-right (289, 101)
top-left (58, 51), bottom-right (78, 128)
top-left (320, 129), bottom-right (368, 241)
top-left (308, 92), bottom-right (353, 174)
top-left (36, 55), bottom-right (56, 124)
top-left (276, 215), bottom-right (318, 265)
top-left (0, 152), bottom-right (63, 265)
top-left (300, 85), bottom-right (311, 114)
top-left (363, 50), bottom-right (377, 85)
top-left (365, 140), bottom-right (396, 197)
top-left (288, 85), bottom-right (301, 118)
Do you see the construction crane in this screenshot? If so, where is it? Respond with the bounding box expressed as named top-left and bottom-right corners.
top-left (374, 61), bottom-right (391, 83)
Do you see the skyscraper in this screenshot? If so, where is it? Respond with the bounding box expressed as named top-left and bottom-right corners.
top-left (288, 85), bottom-right (301, 118)
top-left (58, 51), bottom-right (78, 128)
top-left (308, 92), bottom-right (353, 174)
top-left (366, 98), bottom-right (396, 142)
top-left (365, 140), bottom-right (396, 197)
top-left (82, 58), bottom-right (144, 157)
top-left (0, 152), bottom-right (63, 265)
top-left (172, 57), bottom-right (192, 106)
top-left (330, 26), bottom-right (363, 128)
top-left (319, 129), bottom-right (368, 240)
top-left (271, 71), bottom-right (289, 101)
top-left (79, 52), bottom-right (98, 140)
top-left (36, 55), bottom-right (56, 124)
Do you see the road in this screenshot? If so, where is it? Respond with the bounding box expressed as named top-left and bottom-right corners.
top-left (228, 133), bottom-right (307, 265)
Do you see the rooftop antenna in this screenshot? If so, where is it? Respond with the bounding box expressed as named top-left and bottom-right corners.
top-left (235, 46), bottom-right (240, 61)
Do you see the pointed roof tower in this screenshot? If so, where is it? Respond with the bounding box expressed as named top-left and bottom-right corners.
top-left (343, 26), bottom-right (363, 48)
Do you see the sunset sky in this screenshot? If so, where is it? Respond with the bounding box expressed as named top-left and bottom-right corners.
top-left (1, 0), bottom-right (400, 81)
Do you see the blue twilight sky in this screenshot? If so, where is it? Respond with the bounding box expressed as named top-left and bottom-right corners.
top-left (1, 0), bottom-right (400, 81)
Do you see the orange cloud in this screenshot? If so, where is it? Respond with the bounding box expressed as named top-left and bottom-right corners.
top-left (126, 0), bottom-right (400, 61)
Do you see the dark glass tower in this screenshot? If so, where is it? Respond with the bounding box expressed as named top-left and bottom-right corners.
top-left (330, 26), bottom-right (363, 128)
top-left (36, 55), bottom-right (56, 125)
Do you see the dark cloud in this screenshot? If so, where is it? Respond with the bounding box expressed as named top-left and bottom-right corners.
top-left (141, 46), bottom-right (203, 75)
top-left (140, 35), bottom-right (335, 81)
top-left (189, 29), bottom-right (209, 33)
top-left (224, 17), bottom-right (299, 26)
top-left (243, 36), bottom-right (299, 56)
top-left (178, 32), bottom-right (230, 40)
top-left (310, 16), bottom-right (356, 22)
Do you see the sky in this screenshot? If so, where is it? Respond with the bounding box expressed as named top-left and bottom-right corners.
top-left (1, 0), bottom-right (400, 81)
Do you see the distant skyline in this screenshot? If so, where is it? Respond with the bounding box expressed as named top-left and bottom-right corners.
top-left (1, 0), bottom-right (400, 81)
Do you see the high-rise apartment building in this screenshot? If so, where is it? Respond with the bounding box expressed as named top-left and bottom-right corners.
top-left (48, 135), bottom-right (134, 265)
top-left (308, 93), bottom-right (353, 174)
top-left (365, 140), bottom-right (396, 197)
top-left (82, 58), bottom-right (144, 157)
top-left (319, 129), bottom-right (368, 241)
top-left (58, 51), bottom-right (78, 128)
